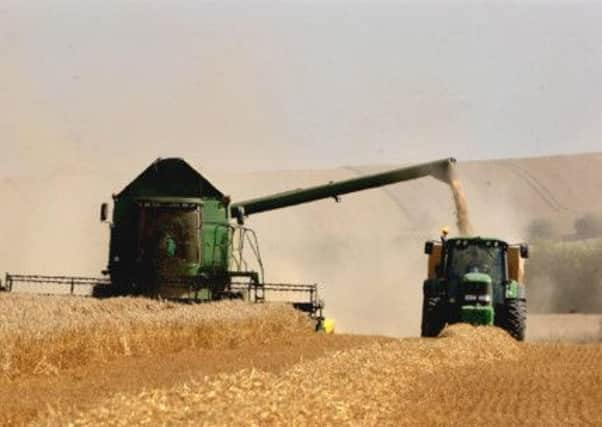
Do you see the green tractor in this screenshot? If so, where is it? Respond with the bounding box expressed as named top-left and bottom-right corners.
top-left (422, 236), bottom-right (529, 340)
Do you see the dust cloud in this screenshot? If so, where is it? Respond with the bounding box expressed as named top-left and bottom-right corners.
top-left (228, 167), bottom-right (459, 337)
top-left (526, 237), bottom-right (602, 314)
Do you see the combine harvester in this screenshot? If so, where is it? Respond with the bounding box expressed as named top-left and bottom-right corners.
top-left (5, 157), bottom-right (456, 330)
top-left (423, 235), bottom-right (529, 340)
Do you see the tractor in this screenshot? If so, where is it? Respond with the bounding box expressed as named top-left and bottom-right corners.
top-left (422, 236), bottom-right (529, 340)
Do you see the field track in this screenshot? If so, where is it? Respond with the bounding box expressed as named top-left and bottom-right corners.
top-left (0, 295), bottom-right (601, 425)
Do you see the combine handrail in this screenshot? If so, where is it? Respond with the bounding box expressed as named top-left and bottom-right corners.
top-left (4, 274), bottom-right (111, 294)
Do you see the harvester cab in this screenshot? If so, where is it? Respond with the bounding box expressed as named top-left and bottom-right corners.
top-left (423, 236), bottom-right (528, 340)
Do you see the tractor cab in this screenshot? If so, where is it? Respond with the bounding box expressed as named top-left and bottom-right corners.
top-left (445, 238), bottom-right (505, 282)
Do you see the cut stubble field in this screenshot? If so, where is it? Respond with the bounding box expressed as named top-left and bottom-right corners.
top-left (0, 294), bottom-right (600, 426)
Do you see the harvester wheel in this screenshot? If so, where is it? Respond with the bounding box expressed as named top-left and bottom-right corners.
top-left (496, 299), bottom-right (526, 341)
top-left (421, 296), bottom-right (446, 337)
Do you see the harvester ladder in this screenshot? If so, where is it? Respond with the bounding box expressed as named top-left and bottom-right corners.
top-left (228, 226), bottom-right (264, 283)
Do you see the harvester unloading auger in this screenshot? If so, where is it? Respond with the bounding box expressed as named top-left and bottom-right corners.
top-left (5, 157), bottom-right (456, 329)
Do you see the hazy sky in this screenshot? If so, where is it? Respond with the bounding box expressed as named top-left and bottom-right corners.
top-left (1, 0), bottom-right (601, 177)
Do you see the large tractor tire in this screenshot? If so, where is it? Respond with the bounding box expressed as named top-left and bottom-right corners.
top-left (421, 296), bottom-right (447, 337)
top-left (495, 299), bottom-right (527, 341)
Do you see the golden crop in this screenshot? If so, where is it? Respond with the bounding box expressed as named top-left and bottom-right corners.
top-left (42, 325), bottom-right (525, 426)
top-left (0, 294), bottom-right (313, 379)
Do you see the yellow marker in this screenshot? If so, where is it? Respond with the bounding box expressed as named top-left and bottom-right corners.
top-left (319, 318), bottom-right (336, 334)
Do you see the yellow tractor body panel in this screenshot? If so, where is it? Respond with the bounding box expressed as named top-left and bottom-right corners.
top-left (428, 242), bottom-right (443, 279)
top-left (508, 246), bottom-right (525, 283)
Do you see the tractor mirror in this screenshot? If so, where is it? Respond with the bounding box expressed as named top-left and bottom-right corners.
top-left (424, 241), bottom-right (433, 255)
top-left (100, 203), bottom-right (109, 222)
top-left (520, 244), bottom-right (529, 259)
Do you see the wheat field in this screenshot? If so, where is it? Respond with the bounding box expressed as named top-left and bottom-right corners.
top-left (42, 325), bottom-right (524, 426)
top-left (1, 294), bottom-right (601, 426)
top-left (0, 293), bottom-right (313, 379)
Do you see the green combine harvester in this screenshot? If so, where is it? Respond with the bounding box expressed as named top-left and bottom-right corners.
top-left (422, 235), bottom-right (529, 340)
top-left (5, 157), bottom-right (456, 329)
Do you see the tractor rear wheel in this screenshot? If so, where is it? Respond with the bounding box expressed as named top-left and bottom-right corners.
top-left (421, 296), bottom-right (446, 337)
top-left (496, 299), bottom-right (526, 341)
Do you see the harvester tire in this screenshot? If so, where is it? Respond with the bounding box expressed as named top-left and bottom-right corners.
top-left (421, 296), bottom-right (446, 338)
top-left (496, 299), bottom-right (526, 341)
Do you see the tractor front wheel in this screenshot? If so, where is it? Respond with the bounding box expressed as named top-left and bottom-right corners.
top-left (495, 299), bottom-right (526, 341)
top-left (421, 296), bottom-right (446, 337)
